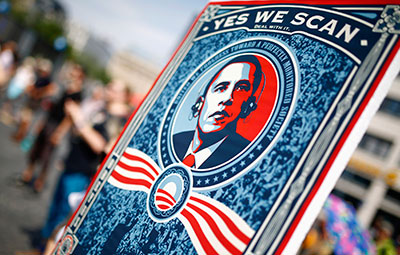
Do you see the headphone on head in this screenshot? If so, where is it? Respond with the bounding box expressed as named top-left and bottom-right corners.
top-left (191, 96), bottom-right (204, 118)
top-left (239, 95), bottom-right (257, 118)
top-left (190, 73), bottom-right (265, 120)
top-left (190, 56), bottom-right (266, 120)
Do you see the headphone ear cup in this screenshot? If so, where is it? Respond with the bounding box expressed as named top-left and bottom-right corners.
top-left (240, 96), bottom-right (257, 118)
top-left (191, 97), bottom-right (204, 118)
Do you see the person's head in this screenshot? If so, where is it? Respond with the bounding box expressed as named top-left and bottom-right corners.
top-left (70, 64), bottom-right (85, 81)
top-left (105, 80), bottom-right (130, 104)
top-left (195, 55), bottom-right (263, 135)
top-left (378, 221), bottom-right (394, 241)
top-left (66, 64), bottom-right (85, 91)
top-left (37, 58), bottom-right (53, 76)
top-left (91, 84), bottom-right (105, 101)
top-left (21, 56), bottom-right (36, 68)
top-left (2, 41), bottom-right (17, 52)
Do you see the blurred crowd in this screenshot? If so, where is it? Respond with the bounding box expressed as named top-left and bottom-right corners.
top-left (299, 210), bottom-right (400, 255)
top-left (0, 40), bottom-right (135, 254)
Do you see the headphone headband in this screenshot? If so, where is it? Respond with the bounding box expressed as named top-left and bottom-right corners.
top-left (190, 55), bottom-right (266, 119)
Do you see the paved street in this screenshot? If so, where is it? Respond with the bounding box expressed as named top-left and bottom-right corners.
top-left (0, 121), bottom-right (62, 255)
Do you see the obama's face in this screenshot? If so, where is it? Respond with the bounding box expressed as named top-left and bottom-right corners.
top-left (198, 62), bottom-right (255, 134)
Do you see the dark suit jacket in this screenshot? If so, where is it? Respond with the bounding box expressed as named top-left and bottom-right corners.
top-left (173, 130), bottom-right (250, 169)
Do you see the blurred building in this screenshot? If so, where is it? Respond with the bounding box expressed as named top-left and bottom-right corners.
top-left (65, 20), bottom-right (112, 68)
top-left (332, 74), bottom-right (400, 236)
top-left (107, 50), bottom-right (160, 96)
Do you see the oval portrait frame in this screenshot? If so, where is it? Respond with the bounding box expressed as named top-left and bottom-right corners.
top-left (158, 37), bottom-right (299, 190)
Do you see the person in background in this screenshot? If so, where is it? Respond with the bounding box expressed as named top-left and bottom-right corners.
top-left (1, 57), bottom-right (36, 124)
top-left (13, 58), bottom-right (57, 146)
top-left (40, 80), bottom-right (131, 249)
top-left (19, 64), bottom-right (85, 192)
top-left (102, 80), bottom-right (131, 153)
top-left (299, 215), bottom-right (333, 255)
top-left (0, 40), bottom-right (18, 88)
top-left (376, 220), bottom-right (397, 255)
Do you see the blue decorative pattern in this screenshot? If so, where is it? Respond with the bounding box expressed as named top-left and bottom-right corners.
top-left (74, 28), bottom-right (353, 254)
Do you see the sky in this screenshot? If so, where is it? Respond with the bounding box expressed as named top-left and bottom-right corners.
top-left (58, 0), bottom-right (209, 67)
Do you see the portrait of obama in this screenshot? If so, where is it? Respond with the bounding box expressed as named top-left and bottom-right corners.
top-left (173, 55), bottom-right (265, 169)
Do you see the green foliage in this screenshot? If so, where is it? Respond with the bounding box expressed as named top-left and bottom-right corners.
top-left (32, 19), bottom-right (64, 45)
top-left (9, 0), bottom-right (64, 45)
top-left (68, 50), bottom-right (111, 84)
top-left (8, 0), bottom-right (110, 84)
top-left (9, 5), bottom-right (26, 24)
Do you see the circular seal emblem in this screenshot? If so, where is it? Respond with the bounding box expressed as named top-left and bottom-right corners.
top-left (147, 165), bottom-right (192, 222)
top-left (159, 37), bottom-right (298, 189)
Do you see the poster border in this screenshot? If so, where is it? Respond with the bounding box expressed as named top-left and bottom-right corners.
top-left (56, 1), bottom-right (400, 254)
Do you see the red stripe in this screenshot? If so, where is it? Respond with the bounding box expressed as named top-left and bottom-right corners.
top-left (155, 195), bottom-right (175, 207)
top-left (117, 161), bottom-right (155, 181)
top-left (123, 152), bottom-right (159, 176)
top-left (111, 171), bottom-right (151, 189)
top-left (157, 204), bottom-right (170, 210)
top-left (187, 202), bottom-right (242, 255)
top-left (191, 196), bottom-right (250, 244)
top-left (157, 188), bottom-right (176, 203)
top-left (181, 209), bottom-right (219, 255)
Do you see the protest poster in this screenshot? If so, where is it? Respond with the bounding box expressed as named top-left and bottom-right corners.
top-left (54, 1), bottom-right (400, 254)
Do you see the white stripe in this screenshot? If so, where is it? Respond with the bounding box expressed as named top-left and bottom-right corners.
top-left (192, 193), bottom-right (255, 237)
top-left (119, 157), bottom-right (158, 179)
top-left (189, 199), bottom-right (248, 251)
top-left (184, 206), bottom-right (233, 255)
top-left (113, 165), bottom-right (154, 184)
top-left (124, 148), bottom-right (160, 174)
top-left (177, 213), bottom-right (207, 255)
top-left (107, 176), bottom-right (150, 193)
top-left (156, 192), bottom-right (175, 204)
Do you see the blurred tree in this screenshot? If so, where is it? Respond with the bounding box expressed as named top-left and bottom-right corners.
top-left (10, 0), bottom-right (64, 45)
top-left (68, 50), bottom-right (111, 84)
top-left (8, 0), bottom-right (110, 84)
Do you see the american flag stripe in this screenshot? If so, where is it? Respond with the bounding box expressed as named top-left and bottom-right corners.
top-left (107, 148), bottom-right (255, 255)
top-left (124, 148), bottom-right (160, 176)
top-left (108, 176), bottom-right (151, 193)
top-left (186, 202), bottom-right (242, 254)
top-left (157, 204), bottom-right (170, 210)
top-left (118, 156), bottom-right (157, 178)
top-left (113, 165), bottom-right (155, 184)
top-left (157, 188), bottom-right (176, 203)
top-left (107, 148), bottom-right (161, 191)
top-left (155, 195), bottom-right (175, 207)
top-left (179, 208), bottom-right (220, 255)
top-left (190, 194), bottom-right (254, 243)
top-left (155, 188), bottom-right (176, 210)
top-left (187, 197), bottom-right (249, 251)
top-left (110, 171), bottom-right (152, 189)
top-left (117, 160), bottom-right (156, 181)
